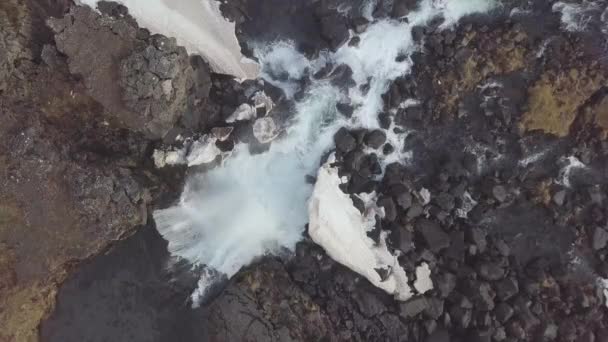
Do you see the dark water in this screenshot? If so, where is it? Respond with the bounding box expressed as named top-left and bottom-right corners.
top-left (40, 225), bottom-right (207, 342)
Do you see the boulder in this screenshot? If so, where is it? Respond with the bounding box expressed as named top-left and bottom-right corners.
top-left (417, 219), bottom-right (450, 252)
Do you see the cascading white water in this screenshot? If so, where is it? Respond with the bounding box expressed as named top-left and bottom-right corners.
top-left (151, 0), bottom-right (498, 304)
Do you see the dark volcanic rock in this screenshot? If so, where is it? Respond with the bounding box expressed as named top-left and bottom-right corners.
top-left (495, 278), bottom-right (519, 301)
top-left (494, 302), bottom-right (514, 323)
top-left (204, 259), bottom-right (336, 342)
top-left (334, 127), bottom-right (357, 154)
top-left (417, 219), bottom-right (451, 252)
top-left (400, 297), bottom-right (430, 319)
top-left (477, 261), bottom-right (506, 281)
top-left (320, 14), bottom-right (349, 50)
top-left (48, 5), bottom-right (208, 139)
top-left (364, 129), bottom-right (388, 149)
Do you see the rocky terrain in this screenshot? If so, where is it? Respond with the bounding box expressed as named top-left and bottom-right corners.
top-left (1, 1), bottom-right (608, 342)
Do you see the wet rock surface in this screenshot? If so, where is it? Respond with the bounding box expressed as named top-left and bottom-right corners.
top-left (2, 1), bottom-right (608, 342)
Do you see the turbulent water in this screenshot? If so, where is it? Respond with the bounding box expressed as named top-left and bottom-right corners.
top-left (152, 0), bottom-right (499, 304)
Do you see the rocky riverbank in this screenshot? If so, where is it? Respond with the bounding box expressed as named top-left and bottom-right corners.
top-left (1, 1), bottom-right (607, 342)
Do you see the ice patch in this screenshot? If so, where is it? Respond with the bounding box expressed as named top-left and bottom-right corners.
top-left (414, 263), bottom-right (434, 294)
top-left (308, 156), bottom-right (414, 300)
top-left (76, 0), bottom-right (259, 79)
top-left (153, 135), bottom-right (223, 168)
top-left (186, 136), bottom-right (222, 166)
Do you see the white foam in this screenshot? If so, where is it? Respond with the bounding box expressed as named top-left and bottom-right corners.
top-left (553, 1), bottom-right (602, 32)
top-left (76, 0), bottom-right (259, 79)
top-left (557, 156), bottom-right (587, 188)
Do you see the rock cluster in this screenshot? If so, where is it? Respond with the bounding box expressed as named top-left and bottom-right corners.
top-left (47, 3), bottom-right (211, 139)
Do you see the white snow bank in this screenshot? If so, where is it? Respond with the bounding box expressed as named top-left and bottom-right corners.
top-left (308, 156), bottom-right (414, 300)
top-left (77, 0), bottom-right (259, 79)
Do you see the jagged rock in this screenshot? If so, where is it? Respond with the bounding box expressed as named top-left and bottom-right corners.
top-left (407, 203), bottom-right (424, 219)
top-left (495, 278), bottom-right (519, 301)
top-left (398, 229), bottom-right (414, 254)
top-left (541, 324), bottom-right (559, 341)
top-left (494, 302), bottom-right (514, 323)
top-left (320, 14), bottom-right (349, 50)
top-left (435, 192), bottom-right (455, 212)
top-left (424, 297), bottom-right (444, 320)
top-left (467, 282), bottom-right (495, 311)
top-left (592, 227), bottom-right (608, 251)
top-left (477, 261), bottom-right (506, 281)
top-left (400, 297), bottom-right (429, 319)
top-left (449, 306), bottom-right (472, 329)
top-left (468, 329), bottom-right (493, 342)
top-left (467, 227), bottom-right (487, 253)
top-left (397, 190), bottom-right (413, 210)
top-left (48, 5), bottom-right (206, 139)
top-left (493, 327), bottom-right (507, 341)
top-left (417, 219), bottom-right (450, 252)
top-left (392, 0), bottom-right (417, 18)
top-left (354, 291), bottom-right (387, 318)
top-left (492, 185), bottom-right (508, 202)
top-left (506, 321), bottom-right (526, 340)
top-left (425, 328), bottom-right (450, 342)
top-left (378, 196), bottom-right (397, 222)
top-left (435, 273), bottom-right (457, 298)
top-left (494, 239), bottom-right (511, 257)
top-left (334, 128), bottom-right (357, 154)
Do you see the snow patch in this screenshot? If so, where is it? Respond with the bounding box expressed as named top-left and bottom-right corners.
top-left (414, 263), bottom-right (434, 294)
top-left (308, 156), bottom-right (414, 300)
